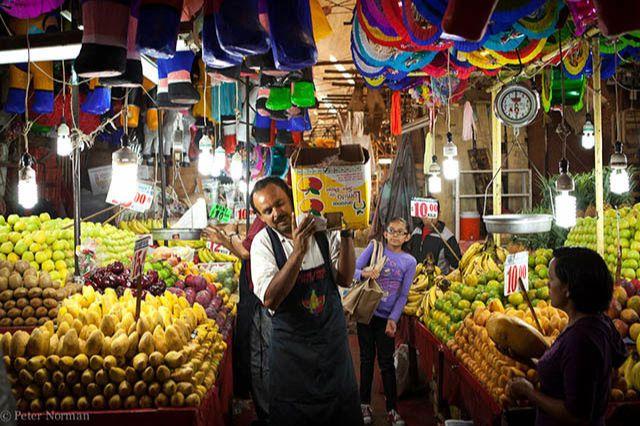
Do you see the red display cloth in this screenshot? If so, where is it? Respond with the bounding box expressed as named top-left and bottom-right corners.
top-left (412, 319), bottom-right (442, 382)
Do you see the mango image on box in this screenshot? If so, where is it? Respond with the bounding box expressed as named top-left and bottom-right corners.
top-left (291, 145), bottom-right (371, 230)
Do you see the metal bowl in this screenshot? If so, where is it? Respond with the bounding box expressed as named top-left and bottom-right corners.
top-left (151, 228), bottom-right (202, 241)
top-left (483, 214), bottom-right (553, 234)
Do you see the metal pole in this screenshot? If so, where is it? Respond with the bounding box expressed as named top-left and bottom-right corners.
top-left (592, 41), bottom-right (605, 256)
top-left (490, 88), bottom-right (502, 246)
top-left (157, 111), bottom-right (168, 228)
top-left (245, 78), bottom-right (251, 232)
top-left (71, 70), bottom-right (81, 279)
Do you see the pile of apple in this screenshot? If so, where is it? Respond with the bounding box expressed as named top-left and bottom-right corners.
top-left (565, 205), bottom-right (640, 278)
top-left (84, 262), bottom-right (167, 298)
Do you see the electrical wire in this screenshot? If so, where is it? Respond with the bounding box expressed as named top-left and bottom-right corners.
top-left (447, 50), bottom-right (451, 133)
top-left (558, 30), bottom-right (567, 160)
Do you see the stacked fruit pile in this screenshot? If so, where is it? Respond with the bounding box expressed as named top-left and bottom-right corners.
top-left (145, 260), bottom-right (179, 288)
top-left (167, 275), bottom-right (235, 339)
top-left (565, 205), bottom-right (640, 277)
top-left (80, 222), bottom-right (137, 267)
top-left (197, 249), bottom-right (241, 276)
top-left (457, 240), bottom-right (509, 286)
top-left (84, 262), bottom-right (167, 298)
top-left (403, 262), bottom-right (442, 316)
top-left (2, 286), bottom-right (227, 412)
top-left (0, 261), bottom-right (82, 327)
top-left (449, 305), bottom-right (568, 406)
top-left (118, 219), bottom-right (163, 235)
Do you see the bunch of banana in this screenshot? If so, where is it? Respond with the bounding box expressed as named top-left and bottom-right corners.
top-left (198, 249), bottom-right (242, 275)
top-left (621, 353), bottom-right (640, 391)
top-left (417, 285), bottom-right (443, 320)
top-left (458, 239), bottom-right (508, 278)
top-left (118, 218), bottom-right (163, 234)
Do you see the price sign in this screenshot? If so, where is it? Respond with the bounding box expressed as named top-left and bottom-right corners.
top-left (131, 235), bottom-right (151, 280)
top-left (209, 203), bottom-right (233, 223)
top-left (504, 251), bottom-right (529, 296)
top-left (411, 197), bottom-right (439, 219)
top-left (106, 181), bottom-right (154, 213)
top-left (205, 241), bottom-right (231, 255)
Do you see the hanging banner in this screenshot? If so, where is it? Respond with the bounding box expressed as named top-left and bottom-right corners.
top-left (411, 197), bottom-right (439, 219)
top-left (504, 251), bottom-right (529, 296)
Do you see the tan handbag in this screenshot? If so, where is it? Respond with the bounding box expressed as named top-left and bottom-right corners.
top-left (343, 240), bottom-right (385, 325)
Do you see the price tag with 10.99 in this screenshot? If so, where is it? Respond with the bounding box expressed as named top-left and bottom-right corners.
top-left (504, 251), bottom-right (529, 296)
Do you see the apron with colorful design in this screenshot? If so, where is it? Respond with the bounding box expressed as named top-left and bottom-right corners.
top-left (265, 227), bottom-right (362, 426)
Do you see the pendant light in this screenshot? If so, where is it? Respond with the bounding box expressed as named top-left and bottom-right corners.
top-left (18, 153), bottom-right (38, 209)
top-left (428, 155), bottom-right (442, 194)
top-left (610, 141), bottom-right (629, 194)
top-left (197, 129), bottom-right (214, 176)
top-left (442, 54), bottom-right (459, 180)
top-left (56, 121), bottom-right (72, 156)
top-left (442, 132), bottom-right (459, 180)
top-left (554, 34), bottom-right (576, 228)
top-left (230, 151), bottom-right (243, 180)
top-left (581, 87), bottom-right (595, 150)
top-left (57, 61), bottom-right (72, 156)
top-left (110, 134), bottom-right (138, 203)
top-left (213, 144), bottom-right (226, 178)
top-left (609, 70), bottom-right (630, 194)
top-left (555, 158), bottom-right (576, 228)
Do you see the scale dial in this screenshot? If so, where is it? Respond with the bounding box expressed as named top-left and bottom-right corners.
top-left (494, 84), bottom-right (540, 128)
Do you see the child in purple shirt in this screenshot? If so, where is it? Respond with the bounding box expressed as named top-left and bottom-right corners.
top-left (355, 217), bottom-right (417, 426)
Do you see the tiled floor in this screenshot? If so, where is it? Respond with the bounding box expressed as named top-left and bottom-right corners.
top-left (233, 335), bottom-right (437, 426)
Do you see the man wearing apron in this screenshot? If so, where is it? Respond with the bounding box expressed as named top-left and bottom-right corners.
top-left (250, 177), bottom-right (363, 426)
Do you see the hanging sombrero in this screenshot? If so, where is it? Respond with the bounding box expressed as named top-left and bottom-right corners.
top-left (449, 53), bottom-right (477, 79)
top-left (357, 1), bottom-right (404, 48)
top-left (411, 0), bottom-right (446, 26)
top-left (389, 50), bottom-right (438, 73)
top-left (484, 29), bottom-right (527, 52)
top-left (491, 0), bottom-right (546, 24)
top-left (380, 0), bottom-right (412, 47)
top-left (351, 39), bottom-right (387, 78)
top-left (484, 37), bottom-right (547, 66)
top-left (352, 17), bottom-right (395, 67)
top-left (513, 0), bottom-right (560, 40)
top-left (0, 0), bottom-right (63, 19)
top-left (562, 40), bottom-right (590, 78)
top-left (541, 68), bottom-right (585, 113)
top-left (457, 50), bottom-right (503, 70)
top-left (364, 73), bottom-right (388, 89)
top-left (401, 0), bottom-right (443, 48)
top-left (420, 53), bottom-right (449, 78)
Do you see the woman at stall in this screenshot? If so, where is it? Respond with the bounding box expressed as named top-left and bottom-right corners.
top-left (506, 247), bottom-right (627, 426)
top-left (355, 217), bottom-right (417, 426)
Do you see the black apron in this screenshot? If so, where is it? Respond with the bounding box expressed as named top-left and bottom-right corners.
top-left (266, 227), bottom-right (363, 426)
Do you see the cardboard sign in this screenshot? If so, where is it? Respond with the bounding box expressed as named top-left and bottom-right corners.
top-left (131, 235), bottom-right (151, 280)
top-left (209, 203), bottom-right (233, 223)
top-left (504, 251), bottom-right (529, 296)
top-left (205, 241), bottom-right (231, 255)
top-left (411, 197), bottom-right (439, 219)
top-left (106, 181), bottom-right (154, 212)
top-left (291, 145), bottom-right (371, 230)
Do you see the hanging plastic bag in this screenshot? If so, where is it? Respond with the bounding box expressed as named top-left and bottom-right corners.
top-left (202, 0), bottom-right (243, 68)
top-left (136, 0), bottom-right (183, 58)
top-left (266, 0), bottom-right (318, 70)
top-left (390, 91), bottom-right (402, 136)
top-left (215, 0), bottom-right (270, 57)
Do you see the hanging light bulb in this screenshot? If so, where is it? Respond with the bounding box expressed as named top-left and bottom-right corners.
top-left (428, 155), bottom-right (442, 194)
top-left (442, 132), bottom-right (459, 180)
top-left (110, 135), bottom-right (139, 204)
top-left (554, 159), bottom-right (576, 228)
top-left (581, 113), bottom-right (595, 150)
top-left (213, 145), bottom-right (226, 177)
top-left (230, 152), bottom-right (243, 180)
top-left (197, 130), bottom-right (214, 176)
top-left (56, 121), bottom-right (72, 156)
top-left (18, 153), bottom-right (38, 209)
top-left (610, 141), bottom-right (630, 194)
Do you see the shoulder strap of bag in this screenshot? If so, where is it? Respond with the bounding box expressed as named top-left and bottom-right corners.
top-left (265, 227), bottom-right (287, 270)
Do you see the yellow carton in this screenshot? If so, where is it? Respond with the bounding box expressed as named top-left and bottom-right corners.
top-left (291, 145), bottom-right (371, 230)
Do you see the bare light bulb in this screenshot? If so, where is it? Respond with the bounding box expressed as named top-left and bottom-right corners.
top-left (555, 191), bottom-right (577, 228)
top-left (110, 142), bottom-right (139, 204)
top-left (581, 117), bottom-right (595, 150)
top-left (610, 168), bottom-right (630, 194)
top-left (230, 152), bottom-right (243, 180)
top-left (18, 155), bottom-right (38, 209)
top-left (428, 155), bottom-right (442, 194)
top-left (56, 122), bottom-right (72, 156)
top-left (197, 133), bottom-right (214, 176)
top-left (442, 132), bottom-right (459, 180)
top-left (213, 146), bottom-right (226, 178)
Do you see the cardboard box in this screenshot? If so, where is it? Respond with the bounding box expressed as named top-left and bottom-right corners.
top-left (291, 145), bottom-right (371, 230)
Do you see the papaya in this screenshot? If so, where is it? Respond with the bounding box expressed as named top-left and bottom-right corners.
top-left (486, 313), bottom-right (549, 360)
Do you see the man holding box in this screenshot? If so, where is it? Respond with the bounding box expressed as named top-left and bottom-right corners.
top-left (249, 177), bottom-right (363, 426)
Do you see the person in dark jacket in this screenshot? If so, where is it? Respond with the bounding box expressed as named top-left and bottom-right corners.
top-left (408, 200), bottom-right (461, 274)
top-left (506, 247), bottom-right (627, 426)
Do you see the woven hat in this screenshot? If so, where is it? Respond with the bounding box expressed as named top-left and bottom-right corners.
top-left (74, 0), bottom-right (130, 78)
